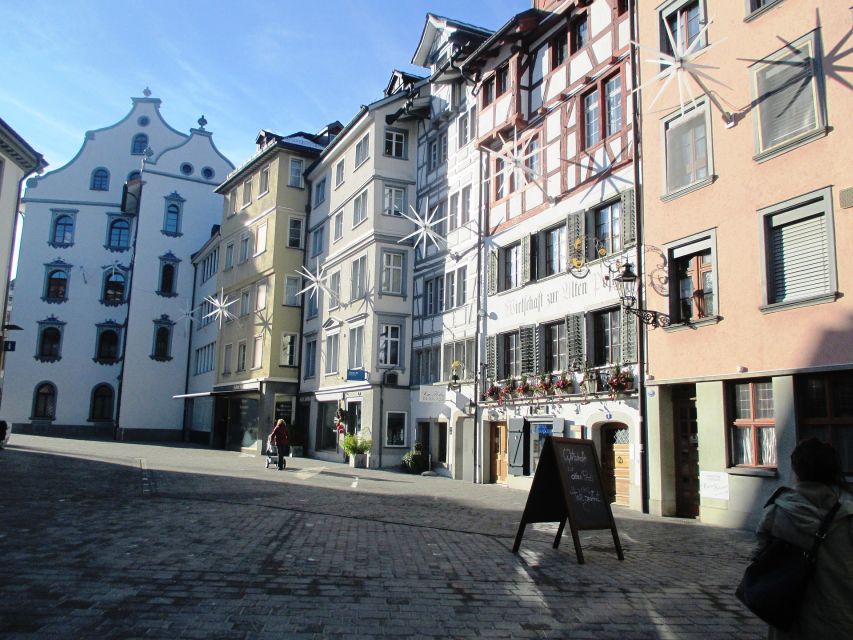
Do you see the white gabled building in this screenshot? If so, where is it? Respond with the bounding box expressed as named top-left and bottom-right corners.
top-left (4, 93), bottom-right (232, 439)
top-left (408, 14), bottom-right (493, 481)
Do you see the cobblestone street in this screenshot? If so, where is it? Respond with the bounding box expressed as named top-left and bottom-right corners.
top-left (0, 435), bottom-right (766, 639)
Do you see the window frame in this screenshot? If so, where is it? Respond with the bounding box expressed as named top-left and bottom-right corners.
top-left (385, 411), bottom-right (407, 448)
top-left (259, 164), bottom-right (271, 196)
top-left (381, 250), bottom-right (405, 296)
top-left (43, 264), bottom-right (71, 303)
top-left (348, 324), bottom-right (365, 370)
top-left (661, 98), bottom-right (714, 199)
top-left (353, 189), bottom-right (369, 227)
top-left (304, 337), bottom-right (317, 379)
top-left (162, 197), bottom-right (183, 237)
top-left (288, 217), bottom-right (303, 249)
top-left (378, 323), bottom-right (402, 368)
top-left (664, 229), bottom-right (720, 328)
top-left (335, 159), bottom-right (345, 188)
top-left (313, 177), bottom-right (326, 207)
top-left (131, 134), bottom-right (148, 155)
top-left (254, 221), bottom-right (267, 256)
top-left (242, 178), bottom-right (253, 207)
top-left (659, 0), bottom-right (706, 58)
top-left (796, 372), bottom-right (853, 475)
top-left (280, 332), bottom-right (298, 367)
top-left (324, 332), bottom-right (340, 375)
top-left (289, 157), bottom-right (305, 189)
top-left (150, 315), bottom-right (175, 362)
top-left (106, 216), bottom-right (132, 251)
top-left (236, 341), bottom-right (247, 372)
top-left (251, 334), bottom-right (264, 369)
top-left (384, 128), bottom-right (408, 159)
top-left (94, 323), bottom-right (122, 364)
top-left (36, 318), bottom-right (65, 362)
top-left (355, 133), bottom-right (370, 168)
top-left (224, 242), bottom-right (234, 270)
top-left (591, 307), bottom-right (621, 367)
top-left (728, 379), bottom-right (777, 469)
top-left (49, 210), bottom-right (76, 247)
top-left (570, 13), bottom-right (589, 53)
top-left (383, 185), bottom-right (406, 217)
top-left (284, 275), bottom-right (301, 307)
top-left (32, 382), bottom-right (57, 420)
top-left (89, 384), bottom-right (114, 422)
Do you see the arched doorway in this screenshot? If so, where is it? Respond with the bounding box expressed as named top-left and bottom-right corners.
top-left (600, 423), bottom-right (630, 506)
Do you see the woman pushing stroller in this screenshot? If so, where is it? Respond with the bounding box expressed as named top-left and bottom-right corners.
top-left (268, 419), bottom-right (289, 471)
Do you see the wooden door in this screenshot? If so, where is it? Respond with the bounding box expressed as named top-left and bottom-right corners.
top-left (601, 424), bottom-right (630, 506)
top-left (673, 392), bottom-right (700, 518)
top-left (489, 422), bottom-right (508, 483)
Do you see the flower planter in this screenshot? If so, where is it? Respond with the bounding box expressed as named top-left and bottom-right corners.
top-left (349, 453), bottom-right (367, 468)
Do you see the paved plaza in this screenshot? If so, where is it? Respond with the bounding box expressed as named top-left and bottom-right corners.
top-left (0, 435), bottom-right (766, 639)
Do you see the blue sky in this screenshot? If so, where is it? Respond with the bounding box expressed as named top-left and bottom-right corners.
top-left (1, 0), bottom-right (527, 171)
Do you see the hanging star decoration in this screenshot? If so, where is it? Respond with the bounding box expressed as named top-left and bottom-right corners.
top-left (203, 288), bottom-right (238, 329)
top-left (482, 132), bottom-right (555, 204)
top-left (176, 299), bottom-right (199, 334)
top-left (296, 257), bottom-right (331, 302)
top-left (398, 201), bottom-right (448, 257)
top-left (633, 19), bottom-right (731, 120)
top-left (564, 142), bottom-right (632, 204)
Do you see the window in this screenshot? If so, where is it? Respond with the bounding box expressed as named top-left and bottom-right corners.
top-left (662, 0), bottom-right (702, 56)
top-left (447, 193), bottom-right (459, 232)
top-left (545, 321), bottom-right (567, 372)
top-left (382, 252), bottom-right (404, 295)
top-left (335, 159), bottom-right (345, 187)
top-left (729, 380), bottom-right (776, 467)
top-left (304, 338), bottom-right (317, 378)
top-left (495, 158), bottom-right (507, 200)
top-left (605, 75), bottom-right (622, 137)
top-left (158, 262), bottom-right (176, 296)
top-left (280, 333), bottom-right (297, 367)
top-left (425, 279), bottom-right (435, 316)
top-left (240, 289), bottom-right (251, 316)
top-left (254, 222), bottom-right (267, 255)
top-left (664, 101), bottom-right (711, 194)
top-left (503, 243), bottom-right (522, 291)
top-left (496, 65), bottom-right (509, 97)
top-left (163, 202), bottom-right (181, 236)
top-left (333, 211), bottom-right (344, 242)
top-left (797, 372), bottom-right (853, 474)
top-left (37, 323), bottom-right (63, 361)
top-left (239, 234), bottom-right (251, 263)
top-left (355, 133), bottom-right (370, 166)
top-left (33, 382), bottom-right (56, 420)
top-left (242, 178), bottom-right (252, 206)
top-left (428, 139), bottom-right (438, 171)
top-left (236, 342), bottom-right (247, 372)
top-left (386, 412), bottom-right (406, 447)
top-left (384, 129), bottom-right (407, 158)
top-left (458, 112), bottom-right (470, 148)
top-left (545, 224), bottom-right (567, 276)
top-left (102, 271), bottom-right (125, 305)
top-left (551, 30), bottom-right (567, 68)
top-left (328, 271), bottom-right (341, 308)
top-left (351, 256), bottom-right (366, 300)
top-left (413, 345), bottom-right (441, 385)
top-left (313, 178), bottom-right (326, 207)
top-left (751, 32), bottom-right (825, 158)
top-left (284, 276), bottom-right (301, 306)
top-left (311, 226), bottom-right (324, 257)
top-left (482, 77), bottom-right (495, 107)
top-left (131, 134), bottom-right (148, 155)
top-left (107, 218), bottom-right (131, 249)
top-left (456, 266), bottom-right (467, 306)
top-left (228, 191), bottom-right (237, 216)
top-left (90, 168), bottom-right (110, 191)
top-left (592, 308), bottom-right (620, 366)
top-left (252, 335), bottom-right (263, 369)
top-left (442, 339), bottom-right (475, 381)
top-left (571, 14), bottom-right (588, 53)
top-left (194, 342), bottom-right (215, 375)
top-left (127, 170), bottom-right (141, 182)
top-left (224, 243), bottom-right (234, 270)
top-left (95, 326), bottom-right (120, 363)
top-left (89, 385), bottom-right (114, 421)
top-left (675, 250), bottom-right (714, 322)
top-left (324, 333), bottom-right (339, 374)
top-left (593, 201), bottom-right (622, 258)
top-left (44, 268), bottom-right (69, 302)
top-left (460, 186), bottom-right (471, 226)
top-left (289, 158), bottom-right (304, 188)
top-left (353, 190), bottom-right (368, 226)
top-left (200, 248), bottom-right (218, 282)
top-left (255, 280), bottom-right (267, 311)
top-left (501, 331), bottom-right (520, 380)
top-left (348, 325), bottom-right (364, 369)
top-left (440, 132), bottom-right (448, 164)
top-left (50, 213), bottom-right (75, 246)
top-left (748, 0), bottom-right (783, 15)
top-left (761, 188), bottom-right (836, 309)
top-left (259, 165), bottom-right (270, 195)
top-left (288, 217), bottom-right (303, 249)
top-left (524, 136), bottom-right (540, 179)
top-left (446, 271), bottom-right (456, 309)
top-left (379, 324), bottom-right (401, 366)
top-left (307, 291), bottom-right (319, 318)
top-left (383, 186), bottom-right (405, 216)
top-left (223, 344), bottom-right (232, 374)
top-left (151, 316), bottom-right (174, 361)
top-left (583, 90), bottom-right (601, 149)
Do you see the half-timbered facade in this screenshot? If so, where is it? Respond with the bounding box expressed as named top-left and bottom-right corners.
top-left (464, 1), bottom-right (643, 509)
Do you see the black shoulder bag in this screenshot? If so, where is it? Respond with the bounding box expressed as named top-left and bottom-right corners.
top-left (735, 489), bottom-right (842, 630)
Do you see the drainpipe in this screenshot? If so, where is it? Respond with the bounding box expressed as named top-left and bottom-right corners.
top-left (473, 144), bottom-right (487, 484)
top-left (180, 257), bottom-right (200, 442)
top-left (628, 0), bottom-right (650, 514)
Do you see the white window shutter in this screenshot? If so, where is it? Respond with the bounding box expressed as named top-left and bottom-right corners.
top-left (487, 250), bottom-right (498, 295)
top-left (768, 214), bottom-right (828, 303)
top-left (620, 188), bottom-right (636, 247)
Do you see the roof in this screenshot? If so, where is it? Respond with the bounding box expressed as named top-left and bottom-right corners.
top-left (0, 116), bottom-right (47, 174)
top-left (411, 13), bottom-right (494, 68)
top-left (462, 8), bottom-right (547, 72)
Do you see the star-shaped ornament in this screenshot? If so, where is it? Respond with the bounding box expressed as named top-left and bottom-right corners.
top-left (398, 202), bottom-right (448, 257)
top-left (296, 257), bottom-right (331, 302)
top-left (203, 288), bottom-right (238, 329)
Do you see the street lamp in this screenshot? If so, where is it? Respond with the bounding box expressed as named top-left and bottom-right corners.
top-left (614, 263), bottom-right (671, 328)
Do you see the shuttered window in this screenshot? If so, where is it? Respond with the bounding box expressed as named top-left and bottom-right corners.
top-left (665, 104), bottom-right (709, 194)
top-left (768, 211), bottom-right (828, 304)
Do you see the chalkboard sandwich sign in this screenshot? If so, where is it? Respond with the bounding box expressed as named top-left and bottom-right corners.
top-left (512, 436), bottom-right (624, 564)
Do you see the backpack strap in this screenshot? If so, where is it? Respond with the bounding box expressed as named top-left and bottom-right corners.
top-left (764, 486), bottom-right (793, 508)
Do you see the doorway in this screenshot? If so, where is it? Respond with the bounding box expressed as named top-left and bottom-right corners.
top-left (673, 386), bottom-right (700, 518)
top-left (489, 422), bottom-right (508, 484)
top-left (601, 423), bottom-right (630, 506)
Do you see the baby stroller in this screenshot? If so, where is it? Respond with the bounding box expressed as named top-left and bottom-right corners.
top-left (265, 437), bottom-right (286, 469)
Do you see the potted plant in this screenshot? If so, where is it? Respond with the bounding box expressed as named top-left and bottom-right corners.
top-left (607, 366), bottom-right (635, 399)
top-left (343, 433), bottom-right (372, 468)
top-left (535, 373), bottom-right (552, 396)
top-left (485, 384), bottom-right (501, 402)
top-left (516, 375), bottom-right (531, 396)
top-left (450, 360), bottom-right (463, 382)
top-left (554, 372), bottom-right (572, 394)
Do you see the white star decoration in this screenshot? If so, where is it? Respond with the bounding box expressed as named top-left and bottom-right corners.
top-left (398, 202), bottom-right (448, 257)
top-left (203, 288), bottom-right (238, 329)
top-left (296, 257), bottom-right (331, 302)
top-left (177, 299), bottom-right (199, 333)
top-left (483, 132), bottom-right (555, 204)
top-left (632, 19), bottom-right (729, 119)
top-left (565, 143), bottom-right (632, 204)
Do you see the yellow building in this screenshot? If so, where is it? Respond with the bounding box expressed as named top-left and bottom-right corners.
top-left (212, 126), bottom-right (340, 452)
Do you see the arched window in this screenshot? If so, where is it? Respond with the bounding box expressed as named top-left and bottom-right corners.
top-left (131, 134), bottom-right (148, 155)
top-left (97, 329), bottom-right (119, 361)
top-left (39, 327), bottom-right (62, 359)
top-left (103, 272), bottom-right (125, 304)
top-left (46, 270), bottom-right (68, 301)
top-left (90, 385), bottom-right (114, 421)
top-left (164, 203), bottom-right (180, 234)
top-left (33, 382), bottom-right (56, 419)
top-left (127, 170), bottom-right (141, 182)
top-left (52, 215), bottom-right (74, 245)
top-left (108, 219), bottom-right (131, 249)
top-left (90, 168), bottom-right (110, 191)
top-left (159, 263), bottom-right (175, 294)
top-left (154, 326), bottom-right (171, 360)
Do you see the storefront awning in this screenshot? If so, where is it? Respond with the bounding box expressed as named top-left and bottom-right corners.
top-left (172, 391), bottom-right (213, 399)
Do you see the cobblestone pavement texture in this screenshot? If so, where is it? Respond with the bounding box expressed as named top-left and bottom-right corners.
top-left (0, 435), bottom-right (767, 639)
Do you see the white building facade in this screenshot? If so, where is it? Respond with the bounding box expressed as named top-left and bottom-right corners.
top-left (5, 94), bottom-right (232, 439)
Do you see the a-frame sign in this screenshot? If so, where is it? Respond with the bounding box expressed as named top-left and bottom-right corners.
top-left (512, 436), bottom-right (624, 564)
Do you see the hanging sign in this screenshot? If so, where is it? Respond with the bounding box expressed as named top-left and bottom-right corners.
top-left (512, 436), bottom-right (624, 564)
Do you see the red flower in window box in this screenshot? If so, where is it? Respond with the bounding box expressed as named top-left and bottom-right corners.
top-left (607, 366), bottom-right (634, 399)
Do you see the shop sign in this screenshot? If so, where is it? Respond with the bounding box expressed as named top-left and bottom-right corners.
top-left (699, 471), bottom-right (730, 500)
top-left (419, 386), bottom-right (445, 403)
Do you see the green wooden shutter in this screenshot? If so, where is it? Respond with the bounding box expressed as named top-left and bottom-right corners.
top-left (508, 417), bottom-right (527, 476)
top-left (620, 306), bottom-right (638, 364)
top-left (566, 312), bottom-right (585, 371)
top-left (621, 188), bottom-right (637, 248)
top-left (521, 235), bottom-right (532, 284)
top-left (519, 324), bottom-right (536, 376)
top-left (535, 324), bottom-right (544, 374)
top-left (485, 335), bottom-right (496, 381)
top-left (487, 249), bottom-right (498, 295)
top-left (567, 210), bottom-right (586, 268)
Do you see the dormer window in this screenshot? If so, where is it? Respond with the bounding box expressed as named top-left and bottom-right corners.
top-left (131, 134), bottom-right (148, 155)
